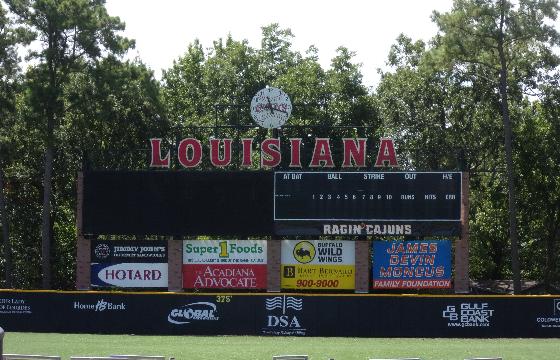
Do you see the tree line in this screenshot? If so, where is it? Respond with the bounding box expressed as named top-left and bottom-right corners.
top-left (0, 0), bottom-right (559, 292)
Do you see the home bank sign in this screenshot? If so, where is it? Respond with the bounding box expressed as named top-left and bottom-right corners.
top-left (150, 87), bottom-right (398, 169)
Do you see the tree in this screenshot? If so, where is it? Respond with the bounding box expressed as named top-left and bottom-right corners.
top-left (64, 57), bottom-right (167, 170)
top-left (162, 39), bottom-right (207, 126)
top-left (515, 83), bottom-right (560, 287)
top-left (326, 47), bottom-right (374, 128)
top-left (6, 0), bottom-right (133, 288)
top-left (0, 1), bottom-right (31, 287)
top-left (377, 34), bottom-right (485, 171)
top-left (259, 23), bottom-right (299, 84)
top-left (432, 0), bottom-right (560, 293)
top-left (276, 46), bottom-right (327, 106)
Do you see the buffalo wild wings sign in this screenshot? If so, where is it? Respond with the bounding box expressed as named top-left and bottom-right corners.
top-left (280, 240), bottom-right (355, 290)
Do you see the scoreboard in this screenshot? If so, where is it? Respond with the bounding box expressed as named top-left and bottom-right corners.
top-left (274, 172), bottom-right (462, 235)
top-left (274, 172), bottom-right (461, 221)
top-left (83, 171), bottom-right (463, 237)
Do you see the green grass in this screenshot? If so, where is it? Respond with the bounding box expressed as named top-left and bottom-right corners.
top-left (3, 333), bottom-right (560, 360)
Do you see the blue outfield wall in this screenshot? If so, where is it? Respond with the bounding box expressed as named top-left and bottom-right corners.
top-left (0, 290), bottom-right (559, 337)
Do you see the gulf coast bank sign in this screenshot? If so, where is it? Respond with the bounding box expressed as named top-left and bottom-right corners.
top-left (149, 137), bottom-right (399, 169)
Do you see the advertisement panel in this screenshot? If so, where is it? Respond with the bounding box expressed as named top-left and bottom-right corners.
top-left (1, 290), bottom-right (559, 337)
top-left (281, 240), bottom-right (355, 290)
top-left (182, 240), bottom-right (267, 289)
top-left (91, 240), bottom-right (168, 288)
top-left (261, 295), bottom-right (307, 336)
top-left (372, 240), bottom-right (451, 289)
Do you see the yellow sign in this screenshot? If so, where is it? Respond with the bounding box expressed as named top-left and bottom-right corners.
top-left (281, 240), bottom-right (355, 290)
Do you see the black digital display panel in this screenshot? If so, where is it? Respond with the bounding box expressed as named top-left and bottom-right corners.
top-left (83, 171), bottom-right (274, 236)
top-left (274, 172), bottom-right (462, 222)
top-left (83, 171), bottom-right (462, 237)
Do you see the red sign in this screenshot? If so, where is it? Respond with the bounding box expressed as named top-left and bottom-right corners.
top-left (182, 240), bottom-right (267, 289)
top-left (182, 264), bottom-right (267, 289)
top-left (150, 137), bottom-right (398, 169)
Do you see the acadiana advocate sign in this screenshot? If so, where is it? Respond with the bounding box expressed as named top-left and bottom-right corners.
top-left (91, 240), bottom-right (168, 288)
top-left (182, 240), bottom-right (267, 289)
top-left (281, 240), bottom-right (355, 290)
top-left (372, 240), bottom-right (451, 289)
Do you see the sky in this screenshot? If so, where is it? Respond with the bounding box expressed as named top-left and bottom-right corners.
top-left (104, 0), bottom-right (454, 89)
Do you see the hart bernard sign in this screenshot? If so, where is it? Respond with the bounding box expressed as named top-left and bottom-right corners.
top-left (281, 240), bottom-right (355, 290)
top-left (149, 137), bottom-right (398, 169)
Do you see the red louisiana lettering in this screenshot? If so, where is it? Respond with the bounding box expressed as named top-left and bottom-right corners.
top-left (241, 138), bottom-right (254, 167)
top-left (261, 138), bottom-right (281, 167)
top-left (379, 266), bottom-right (395, 277)
top-left (309, 138), bottom-right (334, 167)
top-left (150, 138), bottom-right (170, 168)
top-left (150, 137), bottom-right (401, 169)
top-left (178, 138), bottom-right (202, 168)
top-left (210, 138), bottom-right (232, 167)
top-left (342, 138), bottom-right (367, 167)
top-left (375, 138), bottom-right (398, 167)
top-left (289, 138), bottom-right (302, 167)
top-left (406, 243), bottom-right (419, 253)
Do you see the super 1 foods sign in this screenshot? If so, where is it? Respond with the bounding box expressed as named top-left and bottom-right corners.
top-left (183, 240), bottom-right (267, 289)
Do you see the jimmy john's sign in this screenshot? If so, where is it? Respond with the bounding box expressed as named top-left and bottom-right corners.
top-left (91, 240), bottom-right (168, 288)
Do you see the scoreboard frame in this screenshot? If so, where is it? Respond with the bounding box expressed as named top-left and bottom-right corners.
top-left (273, 171), bottom-right (463, 236)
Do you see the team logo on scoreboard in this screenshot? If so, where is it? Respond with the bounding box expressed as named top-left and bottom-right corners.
top-left (293, 241), bottom-right (316, 264)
